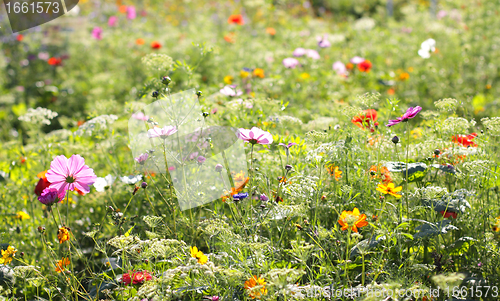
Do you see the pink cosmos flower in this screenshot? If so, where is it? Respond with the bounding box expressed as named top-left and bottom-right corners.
top-left (386, 106), bottom-right (422, 127)
top-left (238, 127), bottom-right (273, 145)
top-left (220, 85), bottom-right (243, 97)
top-left (92, 27), bottom-right (103, 40)
top-left (132, 112), bottom-right (149, 121)
top-left (350, 56), bottom-right (365, 64)
top-left (108, 16), bottom-right (118, 27)
top-left (293, 48), bottom-right (307, 57)
top-left (282, 58), bottom-right (299, 69)
top-left (333, 61), bottom-right (347, 75)
top-left (306, 49), bottom-right (320, 60)
top-left (317, 35), bottom-right (331, 48)
top-left (46, 155), bottom-right (97, 198)
top-left (126, 6), bottom-right (136, 20)
top-left (134, 153), bottom-right (148, 165)
top-left (147, 126), bottom-right (178, 139)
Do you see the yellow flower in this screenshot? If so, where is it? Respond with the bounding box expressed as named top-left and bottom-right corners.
top-left (15, 211), bottom-right (30, 220)
top-left (244, 275), bottom-right (268, 299)
top-left (338, 208), bottom-right (369, 233)
top-left (399, 72), bottom-right (410, 81)
top-left (410, 127), bottom-right (423, 139)
top-left (300, 72), bottom-right (310, 80)
top-left (55, 257), bottom-right (70, 273)
top-left (253, 68), bottom-right (265, 78)
top-left (58, 227), bottom-right (71, 244)
top-left (0, 246), bottom-right (17, 265)
top-left (190, 246), bottom-right (208, 265)
top-left (408, 67), bottom-right (414, 72)
top-left (224, 75), bottom-right (233, 85)
top-left (240, 70), bottom-right (250, 78)
top-left (376, 182), bottom-right (402, 198)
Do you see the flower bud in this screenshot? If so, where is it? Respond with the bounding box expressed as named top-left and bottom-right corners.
top-left (215, 164), bottom-right (223, 172)
top-left (196, 91), bottom-right (203, 97)
top-left (162, 76), bottom-right (171, 85)
top-left (152, 91), bottom-right (159, 98)
top-left (141, 182), bottom-right (148, 189)
top-left (434, 149), bottom-right (440, 156)
top-left (202, 112), bottom-right (209, 117)
top-left (391, 135), bottom-right (400, 144)
top-left (285, 165), bottom-right (293, 171)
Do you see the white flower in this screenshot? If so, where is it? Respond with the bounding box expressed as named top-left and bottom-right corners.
top-left (418, 38), bottom-right (436, 59)
top-left (94, 174), bottom-right (116, 192)
top-left (120, 175), bottom-right (143, 185)
top-left (18, 107), bottom-right (58, 125)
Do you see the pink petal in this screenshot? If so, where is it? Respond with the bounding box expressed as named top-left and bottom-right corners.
top-left (68, 155), bottom-right (85, 175)
top-left (74, 182), bottom-right (90, 194)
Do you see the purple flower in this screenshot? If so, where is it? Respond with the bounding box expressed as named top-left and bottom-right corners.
top-left (232, 193), bottom-right (248, 200)
top-left (207, 296), bottom-right (220, 301)
top-left (126, 6), bottom-right (136, 20)
top-left (38, 188), bottom-right (61, 206)
top-left (332, 61), bottom-right (347, 75)
top-left (293, 48), bottom-right (307, 57)
top-left (260, 194), bottom-right (269, 201)
top-left (279, 142), bottom-right (297, 149)
top-left (108, 16), bottom-right (118, 27)
top-left (92, 27), bottom-right (103, 40)
top-left (220, 85), bottom-right (243, 97)
top-left (238, 127), bottom-right (273, 145)
top-left (306, 49), bottom-right (320, 60)
top-left (46, 155), bottom-right (97, 198)
top-left (134, 153), bottom-right (149, 165)
top-left (282, 58), bottom-right (299, 69)
top-left (350, 56), bottom-right (365, 64)
top-left (215, 164), bottom-right (223, 172)
top-left (386, 106), bottom-right (422, 127)
top-left (317, 35), bottom-right (331, 48)
top-left (197, 156), bottom-right (206, 164)
top-left (147, 126), bottom-right (178, 139)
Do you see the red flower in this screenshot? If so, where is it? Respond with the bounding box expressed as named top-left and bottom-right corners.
top-left (440, 210), bottom-right (457, 219)
top-left (351, 109), bottom-right (379, 132)
top-left (358, 60), bottom-right (372, 72)
top-left (48, 57), bottom-right (62, 66)
top-left (151, 41), bottom-right (162, 49)
top-left (16, 34), bottom-right (24, 42)
top-left (452, 133), bottom-right (477, 147)
top-left (35, 171), bottom-right (51, 196)
top-left (121, 271), bottom-right (153, 285)
top-left (228, 14), bottom-right (244, 25)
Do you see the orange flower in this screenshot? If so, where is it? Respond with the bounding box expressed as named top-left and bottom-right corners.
top-left (351, 109), bottom-right (379, 132)
top-left (358, 60), bottom-right (372, 72)
top-left (388, 88), bottom-right (396, 95)
top-left (338, 207), bottom-right (369, 233)
top-left (253, 68), bottom-right (265, 78)
top-left (265, 27), bottom-right (276, 36)
top-left (119, 5), bottom-right (127, 13)
top-left (16, 34), bottom-right (23, 42)
top-left (151, 41), bottom-right (162, 49)
top-left (228, 14), bottom-right (244, 25)
top-left (346, 62), bottom-right (354, 70)
top-left (244, 276), bottom-right (268, 299)
top-left (48, 57), bottom-right (62, 66)
top-left (224, 33), bottom-right (235, 43)
top-left (326, 165), bottom-right (342, 181)
top-left (399, 72), bottom-right (410, 81)
top-left (136, 38), bottom-right (145, 45)
top-left (58, 227), bottom-right (71, 244)
top-left (55, 257), bottom-right (70, 273)
top-left (369, 165), bottom-right (392, 184)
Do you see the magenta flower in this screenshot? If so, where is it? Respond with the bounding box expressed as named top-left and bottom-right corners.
top-left (279, 142), bottom-right (297, 149)
top-left (134, 153), bottom-right (148, 165)
top-left (92, 27), bottom-right (103, 40)
top-left (282, 58), bottom-right (300, 69)
top-left (108, 16), bottom-right (118, 27)
top-left (293, 48), bottom-right (307, 57)
top-left (132, 112), bottom-right (149, 121)
top-left (238, 127), bottom-right (273, 145)
top-left (333, 61), bottom-right (347, 75)
top-left (306, 49), bottom-right (320, 60)
top-left (350, 56), bottom-right (365, 64)
top-left (46, 155), bottom-right (97, 197)
top-left (386, 106), bottom-right (423, 127)
top-left (126, 6), bottom-right (136, 20)
top-left (197, 156), bottom-right (206, 164)
top-left (220, 85), bottom-right (243, 97)
top-left (147, 126), bottom-right (178, 139)
top-left (38, 188), bottom-right (61, 206)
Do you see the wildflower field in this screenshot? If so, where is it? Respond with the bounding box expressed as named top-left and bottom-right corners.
top-left (2, 0), bottom-right (500, 300)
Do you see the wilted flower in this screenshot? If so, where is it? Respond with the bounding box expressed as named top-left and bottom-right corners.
top-left (58, 227), bottom-right (71, 244)
top-left (282, 58), bottom-right (299, 69)
top-left (46, 155), bottom-right (97, 198)
top-left (238, 127), bottom-right (273, 145)
top-left (147, 126), bottom-right (178, 139)
top-left (338, 208), bottom-right (368, 233)
top-left (386, 106), bottom-right (422, 127)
